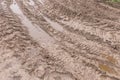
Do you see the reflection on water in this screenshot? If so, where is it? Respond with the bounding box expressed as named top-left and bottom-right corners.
top-left (10, 0), bottom-right (23, 14)
top-left (43, 15), bottom-right (64, 32)
top-left (10, 0), bottom-right (55, 47)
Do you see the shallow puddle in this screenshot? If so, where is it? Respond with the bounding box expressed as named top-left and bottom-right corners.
top-left (43, 15), bottom-right (64, 32)
top-left (10, 0), bottom-right (23, 15)
top-left (10, 0), bottom-right (55, 47)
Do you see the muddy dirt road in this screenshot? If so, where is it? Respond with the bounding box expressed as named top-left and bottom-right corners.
top-left (0, 0), bottom-right (120, 80)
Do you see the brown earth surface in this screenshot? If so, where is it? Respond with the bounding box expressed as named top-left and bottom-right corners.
top-left (0, 0), bottom-right (120, 80)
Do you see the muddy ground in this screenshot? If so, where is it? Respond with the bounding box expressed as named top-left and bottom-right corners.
top-left (0, 0), bottom-right (120, 80)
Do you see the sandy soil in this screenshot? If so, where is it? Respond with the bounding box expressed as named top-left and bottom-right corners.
top-left (0, 0), bottom-right (120, 80)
